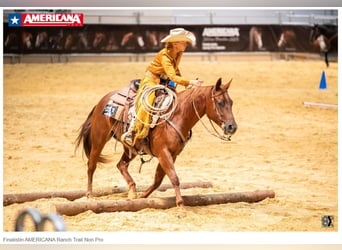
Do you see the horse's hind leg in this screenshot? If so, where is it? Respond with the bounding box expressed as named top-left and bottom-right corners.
top-left (117, 148), bottom-right (138, 199)
top-left (86, 120), bottom-right (112, 197)
top-left (86, 138), bottom-right (108, 197)
top-left (87, 154), bottom-right (98, 197)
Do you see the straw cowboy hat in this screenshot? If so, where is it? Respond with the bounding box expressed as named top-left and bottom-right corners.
top-left (161, 28), bottom-right (196, 43)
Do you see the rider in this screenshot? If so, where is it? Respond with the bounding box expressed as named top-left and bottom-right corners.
top-left (122, 27), bottom-right (203, 146)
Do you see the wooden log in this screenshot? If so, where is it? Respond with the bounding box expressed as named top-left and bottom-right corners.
top-left (303, 101), bottom-right (338, 109)
top-left (53, 190), bottom-right (275, 216)
top-left (3, 182), bottom-right (213, 206)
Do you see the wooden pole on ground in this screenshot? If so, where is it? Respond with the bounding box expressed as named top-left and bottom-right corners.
top-left (53, 190), bottom-right (275, 216)
top-left (303, 101), bottom-right (338, 109)
top-left (3, 182), bottom-right (213, 206)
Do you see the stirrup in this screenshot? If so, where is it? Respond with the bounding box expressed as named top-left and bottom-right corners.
top-left (121, 132), bottom-right (134, 147)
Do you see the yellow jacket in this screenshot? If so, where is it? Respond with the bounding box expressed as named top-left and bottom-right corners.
top-left (146, 48), bottom-right (190, 86)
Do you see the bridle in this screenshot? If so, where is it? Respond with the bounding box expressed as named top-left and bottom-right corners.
top-left (192, 87), bottom-right (232, 142)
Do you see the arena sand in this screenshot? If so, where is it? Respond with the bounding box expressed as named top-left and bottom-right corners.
top-left (3, 59), bottom-right (338, 232)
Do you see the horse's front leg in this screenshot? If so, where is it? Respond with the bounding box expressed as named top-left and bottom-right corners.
top-left (156, 150), bottom-right (183, 207)
top-left (325, 51), bottom-right (329, 67)
top-left (117, 148), bottom-right (137, 199)
top-left (139, 164), bottom-right (165, 199)
top-left (165, 165), bottom-right (183, 207)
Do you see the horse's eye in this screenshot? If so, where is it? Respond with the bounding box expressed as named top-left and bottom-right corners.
top-left (217, 100), bottom-right (225, 107)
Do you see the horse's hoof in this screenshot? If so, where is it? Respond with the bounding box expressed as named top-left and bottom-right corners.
top-left (128, 190), bottom-right (137, 199)
top-left (138, 192), bottom-right (148, 199)
top-left (176, 205), bottom-right (187, 218)
top-left (86, 192), bottom-right (93, 199)
top-left (176, 200), bottom-right (184, 207)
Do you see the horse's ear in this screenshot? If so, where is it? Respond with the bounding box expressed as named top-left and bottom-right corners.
top-left (223, 78), bottom-right (233, 90)
top-left (215, 78), bottom-right (222, 91)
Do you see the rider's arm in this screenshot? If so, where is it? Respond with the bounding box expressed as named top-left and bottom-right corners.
top-left (161, 54), bottom-right (190, 86)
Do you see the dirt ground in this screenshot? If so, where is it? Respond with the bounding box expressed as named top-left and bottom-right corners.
top-left (3, 58), bottom-right (338, 232)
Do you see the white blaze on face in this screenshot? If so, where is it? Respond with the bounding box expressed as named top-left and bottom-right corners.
top-left (256, 32), bottom-right (263, 49)
top-left (137, 36), bottom-right (144, 47)
top-left (278, 33), bottom-right (285, 47)
top-left (317, 35), bottom-right (327, 51)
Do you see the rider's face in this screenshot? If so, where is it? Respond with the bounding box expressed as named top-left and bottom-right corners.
top-left (173, 41), bottom-right (188, 52)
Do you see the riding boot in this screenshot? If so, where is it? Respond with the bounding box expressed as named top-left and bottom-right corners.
top-left (122, 130), bottom-right (134, 146)
top-left (121, 107), bottom-right (136, 146)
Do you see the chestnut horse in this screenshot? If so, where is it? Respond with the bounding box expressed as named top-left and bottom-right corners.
top-left (277, 29), bottom-right (297, 51)
top-left (75, 78), bottom-right (237, 206)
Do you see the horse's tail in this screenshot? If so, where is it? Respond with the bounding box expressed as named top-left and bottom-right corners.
top-left (75, 106), bottom-right (95, 161)
top-left (74, 106), bottom-right (109, 163)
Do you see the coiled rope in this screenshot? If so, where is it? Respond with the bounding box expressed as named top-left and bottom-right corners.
top-left (137, 85), bottom-right (177, 126)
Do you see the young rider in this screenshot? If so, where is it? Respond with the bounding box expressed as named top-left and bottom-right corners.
top-left (122, 28), bottom-right (203, 146)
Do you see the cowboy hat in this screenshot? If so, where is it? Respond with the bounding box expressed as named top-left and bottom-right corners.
top-left (161, 28), bottom-right (196, 43)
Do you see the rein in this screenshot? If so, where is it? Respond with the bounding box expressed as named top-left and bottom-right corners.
top-left (191, 87), bottom-right (232, 142)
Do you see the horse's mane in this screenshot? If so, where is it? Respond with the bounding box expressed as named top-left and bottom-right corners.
top-left (172, 85), bottom-right (211, 119)
top-left (176, 85), bottom-right (210, 104)
top-left (315, 24), bottom-right (338, 36)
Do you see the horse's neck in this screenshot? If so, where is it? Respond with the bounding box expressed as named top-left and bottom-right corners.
top-left (173, 87), bottom-right (208, 131)
top-left (320, 26), bottom-right (336, 37)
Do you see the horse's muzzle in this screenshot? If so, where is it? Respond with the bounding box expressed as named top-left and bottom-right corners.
top-left (222, 121), bottom-right (237, 135)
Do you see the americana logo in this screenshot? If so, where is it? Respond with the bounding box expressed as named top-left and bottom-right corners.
top-left (8, 13), bottom-right (84, 27)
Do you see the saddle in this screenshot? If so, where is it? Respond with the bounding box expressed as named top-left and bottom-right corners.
top-left (102, 79), bottom-right (190, 164)
top-left (102, 79), bottom-right (140, 127)
top-left (103, 79), bottom-right (172, 128)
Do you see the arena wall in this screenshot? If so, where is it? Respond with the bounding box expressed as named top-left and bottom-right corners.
top-left (3, 9), bottom-right (337, 63)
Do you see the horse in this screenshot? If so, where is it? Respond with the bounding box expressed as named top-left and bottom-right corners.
top-left (277, 29), bottom-right (297, 51)
top-left (79, 32), bottom-right (90, 50)
top-left (49, 29), bottom-right (64, 50)
top-left (309, 24), bottom-right (338, 67)
top-left (35, 31), bottom-right (49, 49)
top-left (63, 33), bottom-right (74, 50)
top-left (4, 31), bottom-right (19, 50)
top-left (21, 31), bottom-right (33, 49)
top-left (63, 31), bottom-right (89, 50)
top-left (120, 31), bottom-right (145, 50)
top-left (249, 26), bottom-right (264, 51)
top-left (75, 78), bottom-right (237, 207)
top-left (92, 31), bottom-right (107, 49)
top-left (105, 31), bottom-right (119, 51)
top-left (144, 30), bottom-right (159, 50)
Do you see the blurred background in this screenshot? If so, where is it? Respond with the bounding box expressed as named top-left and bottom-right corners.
top-left (3, 9), bottom-right (338, 63)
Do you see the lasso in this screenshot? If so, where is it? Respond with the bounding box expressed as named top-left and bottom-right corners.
top-left (138, 85), bottom-right (177, 126)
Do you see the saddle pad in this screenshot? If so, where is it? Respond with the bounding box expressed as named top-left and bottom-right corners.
top-left (102, 102), bottom-right (120, 118)
top-left (102, 86), bottom-right (136, 121)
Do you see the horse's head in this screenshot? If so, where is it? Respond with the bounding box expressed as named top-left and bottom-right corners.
top-left (22, 31), bottom-right (33, 49)
top-left (5, 32), bottom-right (18, 48)
top-left (64, 33), bottom-right (74, 49)
top-left (93, 32), bottom-right (106, 48)
top-left (206, 78), bottom-right (237, 138)
top-left (278, 30), bottom-right (297, 49)
top-left (35, 31), bottom-right (47, 48)
top-left (249, 27), bottom-right (263, 51)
